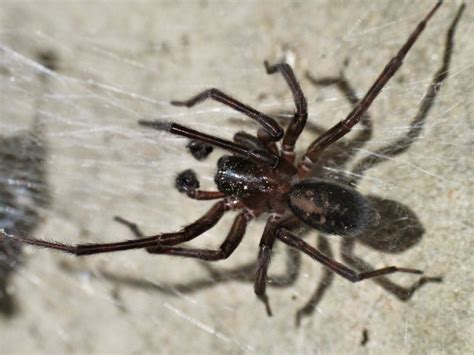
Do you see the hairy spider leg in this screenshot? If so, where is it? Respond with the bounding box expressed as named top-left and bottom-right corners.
top-left (349, 1), bottom-right (466, 185)
top-left (298, 1), bottom-right (443, 177)
top-left (233, 131), bottom-right (273, 153)
top-left (264, 61), bottom-right (308, 163)
top-left (231, 130), bottom-right (278, 163)
top-left (182, 190), bottom-right (226, 200)
top-left (233, 128), bottom-right (280, 156)
top-left (257, 128), bottom-right (279, 155)
top-left (305, 71), bottom-right (374, 157)
top-left (117, 210), bottom-right (253, 259)
top-left (277, 229), bottom-right (422, 282)
top-left (139, 120), bottom-right (279, 166)
top-left (171, 88), bottom-right (284, 140)
top-left (305, 72), bottom-right (371, 132)
top-left (0, 199), bottom-right (241, 256)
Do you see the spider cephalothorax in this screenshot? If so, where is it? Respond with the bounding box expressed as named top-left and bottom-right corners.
top-left (0, 2), bottom-right (449, 316)
top-left (214, 154), bottom-right (297, 213)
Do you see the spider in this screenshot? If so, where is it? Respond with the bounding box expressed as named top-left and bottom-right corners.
top-left (0, 2), bottom-right (444, 316)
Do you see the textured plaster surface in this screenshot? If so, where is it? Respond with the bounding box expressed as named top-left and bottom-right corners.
top-left (0, 1), bottom-right (472, 353)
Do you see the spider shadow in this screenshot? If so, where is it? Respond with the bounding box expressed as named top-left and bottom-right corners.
top-left (295, 196), bottom-right (442, 326)
top-left (0, 116), bottom-right (50, 317)
top-left (0, 50), bottom-right (55, 317)
top-left (341, 194), bottom-right (443, 302)
top-left (87, 245), bottom-right (303, 298)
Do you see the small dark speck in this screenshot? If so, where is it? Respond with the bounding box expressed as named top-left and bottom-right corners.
top-left (161, 41), bottom-right (171, 54)
top-left (257, 92), bottom-right (269, 101)
top-left (396, 74), bottom-right (406, 84)
top-left (0, 65), bottom-right (10, 76)
top-left (360, 328), bottom-right (369, 346)
top-left (36, 49), bottom-right (59, 72)
top-left (111, 287), bottom-right (128, 313)
top-left (181, 34), bottom-right (190, 47)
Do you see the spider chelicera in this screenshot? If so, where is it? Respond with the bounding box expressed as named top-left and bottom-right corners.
top-left (1, 2), bottom-right (444, 315)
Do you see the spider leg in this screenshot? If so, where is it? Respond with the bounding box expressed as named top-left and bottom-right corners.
top-left (298, 1), bottom-right (442, 176)
top-left (0, 199), bottom-right (240, 256)
top-left (233, 131), bottom-right (271, 153)
top-left (257, 128), bottom-right (279, 155)
top-left (181, 190), bottom-right (226, 201)
top-left (254, 215), bottom-right (285, 317)
top-left (349, 2), bottom-right (465, 186)
top-left (195, 215), bottom-right (302, 290)
top-left (264, 61), bottom-right (308, 162)
top-left (137, 210), bottom-right (252, 260)
top-left (277, 229), bottom-right (422, 282)
top-left (232, 131), bottom-right (278, 163)
top-left (305, 71), bottom-right (373, 136)
top-left (139, 120), bottom-right (278, 166)
top-left (230, 125), bottom-right (278, 155)
top-left (304, 72), bottom-right (374, 179)
top-left (170, 88), bottom-right (283, 140)
top-left (340, 237), bottom-right (442, 301)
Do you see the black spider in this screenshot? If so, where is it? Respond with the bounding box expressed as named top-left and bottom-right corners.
top-left (0, 2), bottom-right (445, 316)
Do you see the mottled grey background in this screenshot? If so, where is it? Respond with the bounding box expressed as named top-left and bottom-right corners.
top-left (0, 0), bottom-right (472, 353)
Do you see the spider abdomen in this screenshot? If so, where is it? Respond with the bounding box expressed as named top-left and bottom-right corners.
top-left (289, 179), bottom-right (375, 236)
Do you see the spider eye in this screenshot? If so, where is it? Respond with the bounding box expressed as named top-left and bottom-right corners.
top-left (289, 179), bottom-right (375, 236)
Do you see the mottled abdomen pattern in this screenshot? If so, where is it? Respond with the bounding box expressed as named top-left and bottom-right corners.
top-left (289, 179), bottom-right (375, 236)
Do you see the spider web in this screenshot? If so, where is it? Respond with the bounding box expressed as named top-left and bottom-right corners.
top-left (0, 0), bottom-right (472, 353)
